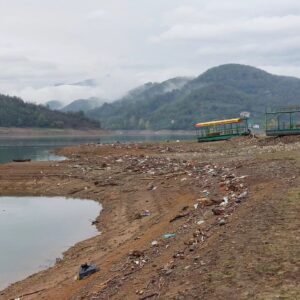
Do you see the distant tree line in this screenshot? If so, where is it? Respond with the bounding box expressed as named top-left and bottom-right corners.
top-left (0, 94), bottom-right (101, 129)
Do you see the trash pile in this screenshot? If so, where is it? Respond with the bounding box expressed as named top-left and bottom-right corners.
top-left (87, 156), bottom-right (250, 299)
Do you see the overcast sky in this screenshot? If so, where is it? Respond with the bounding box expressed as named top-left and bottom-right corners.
top-left (1, 0), bottom-right (300, 104)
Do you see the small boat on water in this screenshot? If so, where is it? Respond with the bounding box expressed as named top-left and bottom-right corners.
top-left (12, 159), bottom-right (31, 162)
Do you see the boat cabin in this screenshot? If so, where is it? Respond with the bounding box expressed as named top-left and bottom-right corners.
top-left (266, 106), bottom-right (300, 136)
top-left (195, 117), bottom-right (250, 142)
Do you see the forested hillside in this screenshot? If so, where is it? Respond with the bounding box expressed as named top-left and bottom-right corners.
top-left (61, 97), bottom-right (105, 113)
top-left (0, 94), bottom-right (100, 128)
top-left (87, 64), bottom-right (300, 130)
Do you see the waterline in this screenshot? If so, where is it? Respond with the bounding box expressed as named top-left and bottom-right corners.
top-left (0, 196), bottom-right (101, 290)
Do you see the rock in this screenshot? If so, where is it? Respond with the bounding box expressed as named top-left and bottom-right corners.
top-left (193, 230), bottom-right (201, 237)
top-left (212, 207), bottom-right (224, 215)
top-left (91, 220), bottom-right (99, 225)
top-left (218, 219), bottom-right (226, 226)
top-left (165, 269), bottom-right (173, 275)
top-left (147, 182), bottom-right (154, 190)
top-left (197, 197), bottom-right (214, 206)
top-left (130, 250), bottom-right (144, 258)
top-left (189, 246), bottom-right (195, 252)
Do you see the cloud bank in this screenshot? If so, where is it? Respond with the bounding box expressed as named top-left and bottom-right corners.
top-left (0, 0), bottom-right (300, 104)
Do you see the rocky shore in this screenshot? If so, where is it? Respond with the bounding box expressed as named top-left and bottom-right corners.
top-left (0, 136), bottom-right (299, 299)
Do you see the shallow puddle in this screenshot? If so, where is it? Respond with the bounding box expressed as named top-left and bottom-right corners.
top-left (0, 196), bottom-right (101, 290)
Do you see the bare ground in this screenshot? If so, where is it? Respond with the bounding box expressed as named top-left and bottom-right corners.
top-left (0, 136), bottom-right (299, 300)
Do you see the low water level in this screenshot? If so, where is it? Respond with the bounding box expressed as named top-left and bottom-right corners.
top-left (0, 134), bottom-right (194, 164)
top-left (0, 196), bottom-right (101, 290)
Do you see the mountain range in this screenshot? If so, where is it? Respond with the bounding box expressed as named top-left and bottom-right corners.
top-left (46, 97), bottom-right (105, 113)
top-left (3, 63), bottom-right (300, 130)
top-left (85, 64), bottom-right (300, 130)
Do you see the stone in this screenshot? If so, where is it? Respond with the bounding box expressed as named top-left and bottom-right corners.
top-left (212, 207), bottom-right (224, 215)
top-left (218, 219), bottom-right (226, 226)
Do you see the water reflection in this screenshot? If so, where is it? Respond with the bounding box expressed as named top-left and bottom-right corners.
top-left (0, 196), bottom-right (101, 290)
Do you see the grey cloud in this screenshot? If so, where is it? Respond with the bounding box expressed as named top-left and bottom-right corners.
top-left (0, 0), bottom-right (300, 102)
top-left (54, 79), bottom-right (97, 87)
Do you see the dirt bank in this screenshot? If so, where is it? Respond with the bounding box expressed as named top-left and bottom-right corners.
top-left (0, 136), bottom-right (299, 300)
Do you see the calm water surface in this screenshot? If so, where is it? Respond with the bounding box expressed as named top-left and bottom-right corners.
top-left (0, 197), bottom-right (101, 290)
top-left (0, 134), bottom-right (195, 164)
top-left (0, 134), bottom-right (194, 289)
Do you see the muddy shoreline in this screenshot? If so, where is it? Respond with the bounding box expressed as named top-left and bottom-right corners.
top-left (0, 136), bottom-right (299, 299)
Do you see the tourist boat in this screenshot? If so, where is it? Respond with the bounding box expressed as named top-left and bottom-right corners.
top-left (195, 117), bottom-right (250, 142)
top-left (266, 106), bottom-right (300, 136)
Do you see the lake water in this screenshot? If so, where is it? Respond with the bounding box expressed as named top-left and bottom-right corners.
top-left (0, 134), bottom-right (195, 164)
top-left (0, 196), bottom-right (101, 290)
top-left (0, 134), bottom-right (194, 290)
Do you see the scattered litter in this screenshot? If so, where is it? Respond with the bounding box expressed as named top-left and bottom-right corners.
top-left (78, 263), bottom-right (99, 280)
top-left (163, 233), bottom-right (176, 239)
top-left (134, 210), bottom-right (151, 219)
top-left (55, 257), bottom-right (62, 264)
top-left (194, 203), bottom-right (199, 209)
top-left (197, 220), bottom-right (205, 225)
top-left (220, 196), bottom-right (229, 206)
top-left (140, 210), bottom-right (151, 217)
top-left (238, 191), bottom-right (248, 199)
top-left (151, 240), bottom-right (159, 247)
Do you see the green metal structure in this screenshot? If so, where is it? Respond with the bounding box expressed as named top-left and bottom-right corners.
top-left (266, 106), bottom-right (300, 136)
top-left (195, 117), bottom-right (250, 142)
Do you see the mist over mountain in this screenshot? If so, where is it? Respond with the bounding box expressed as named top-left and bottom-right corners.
top-left (45, 100), bottom-right (64, 110)
top-left (61, 97), bottom-right (105, 113)
top-left (4, 64), bottom-right (300, 131)
top-left (86, 64), bottom-right (300, 130)
top-left (54, 79), bottom-right (97, 87)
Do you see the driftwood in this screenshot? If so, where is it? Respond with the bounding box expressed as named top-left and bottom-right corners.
top-left (10, 288), bottom-right (46, 299)
top-left (139, 292), bottom-right (159, 300)
top-left (12, 159), bottom-right (31, 163)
